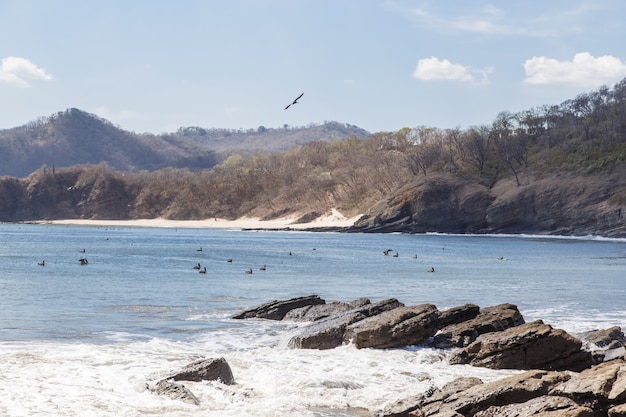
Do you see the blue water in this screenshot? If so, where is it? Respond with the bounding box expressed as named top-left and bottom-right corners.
top-left (1, 224), bottom-right (625, 342)
top-left (1, 224), bottom-right (625, 416)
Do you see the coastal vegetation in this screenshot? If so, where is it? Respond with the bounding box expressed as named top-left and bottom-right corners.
top-left (0, 78), bottom-right (625, 236)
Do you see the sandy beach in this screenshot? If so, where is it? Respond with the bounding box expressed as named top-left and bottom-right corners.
top-left (43, 209), bottom-right (363, 230)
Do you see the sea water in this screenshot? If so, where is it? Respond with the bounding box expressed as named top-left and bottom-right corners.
top-left (0, 224), bottom-right (624, 416)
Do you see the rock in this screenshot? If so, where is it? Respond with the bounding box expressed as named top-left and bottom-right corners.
top-left (373, 377), bottom-right (483, 417)
top-left (166, 357), bottom-right (235, 385)
top-left (437, 304), bottom-right (480, 328)
top-left (287, 298), bottom-right (404, 349)
top-left (580, 327), bottom-right (626, 363)
top-left (472, 396), bottom-right (594, 417)
top-left (551, 359), bottom-right (626, 407)
top-left (430, 303), bottom-right (525, 348)
top-left (609, 403), bottom-right (626, 417)
top-left (284, 298), bottom-right (371, 322)
top-left (232, 295), bottom-right (325, 320)
top-left (344, 304), bottom-right (440, 349)
top-left (375, 370), bottom-right (570, 417)
top-left (450, 320), bottom-right (593, 371)
top-left (445, 370), bottom-right (571, 417)
top-left (152, 379), bottom-right (200, 405)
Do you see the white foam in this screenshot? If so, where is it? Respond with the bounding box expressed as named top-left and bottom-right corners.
top-left (0, 337), bottom-right (518, 417)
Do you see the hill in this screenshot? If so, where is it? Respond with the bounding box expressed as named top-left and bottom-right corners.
top-left (0, 109), bottom-right (369, 178)
top-left (0, 79), bottom-right (624, 237)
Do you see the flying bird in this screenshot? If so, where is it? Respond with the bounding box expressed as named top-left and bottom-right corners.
top-left (284, 92), bottom-right (304, 110)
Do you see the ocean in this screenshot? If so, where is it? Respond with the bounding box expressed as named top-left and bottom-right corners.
top-left (1, 223), bottom-right (625, 416)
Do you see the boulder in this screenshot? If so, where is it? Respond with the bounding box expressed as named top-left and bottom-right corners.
top-left (344, 304), bottom-right (440, 349)
top-left (152, 379), bottom-right (200, 405)
top-left (232, 295), bottom-right (325, 320)
top-left (284, 298), bottom-right (371, 322)
top-left (166, 357), bottom-right (235, 385)
top-left (430, 303), bottom-right (524, 348)
top-left (287, 298), bottom-right (404, 349)
top-left (449, 320), bottom-right (593, 371)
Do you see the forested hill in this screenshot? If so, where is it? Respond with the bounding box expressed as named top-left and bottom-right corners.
top-left (0, 108), bottom-right (369, 178)
top-left (0, 79), bottom-right (625, 237)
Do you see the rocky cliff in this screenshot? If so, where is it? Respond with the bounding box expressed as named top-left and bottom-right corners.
top-left (349, 167), bottom-right (626, 238)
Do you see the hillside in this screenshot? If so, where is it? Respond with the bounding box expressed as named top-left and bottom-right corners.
top-left (0, 79), bottom-right (624, 237)
top-left (0, 109), bottom-right (369, 178)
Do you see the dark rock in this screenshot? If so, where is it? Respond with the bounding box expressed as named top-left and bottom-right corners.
top-left (449, 320), bottom-right (593, 371)
top-left (344, 304), bottom-right (440, 349)
top-left (167, 357), bottom-right (235, 385)
top-left (232, 295), bottom-right (325, 320)
top-left (284, 298), bottom-right (371, 322)
top-left (152, 379), bottom-right (200, 405)
top-left (430, 303), bottom-right (525, 348)
top-left (287, 298), bottom-right (404, 349)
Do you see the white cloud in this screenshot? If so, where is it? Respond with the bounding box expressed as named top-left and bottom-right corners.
top-left (412, 57), bottom-right (491, 83)
top-left (400, 2), bottom-right (607, 37)
top-left (523, 52), bottom-right (626, 87)
top-left (0, 56), bottom-right (53, 87)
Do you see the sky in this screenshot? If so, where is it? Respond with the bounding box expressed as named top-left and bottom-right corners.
top-left (2, 0), bottom-right (626, 134)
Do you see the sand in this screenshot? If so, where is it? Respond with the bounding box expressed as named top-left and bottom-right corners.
top-left (42, 209), bottom-right (363, 230)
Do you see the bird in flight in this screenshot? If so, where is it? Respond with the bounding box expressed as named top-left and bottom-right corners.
top-left (284, 92), bottom-right (304, 110)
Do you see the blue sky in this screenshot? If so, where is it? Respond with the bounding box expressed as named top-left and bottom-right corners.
top-left (2, 0), bottom-right (626, 134)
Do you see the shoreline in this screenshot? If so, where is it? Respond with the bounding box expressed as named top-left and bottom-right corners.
top-left (36, 209), bottom-right (363, 231)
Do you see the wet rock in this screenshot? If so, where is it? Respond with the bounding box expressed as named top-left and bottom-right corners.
top-left (449, 320), bottom-right (593, 371)
top-left (232, 295), bottom-right (325, 320)
top-left (287, 298), bottom-right (404, 349)
top-left (580, 326), bottom-right (626, 363)
top-left (152, 379), bottom-right (200, 405)
top-left (284, 298), bottom-right (371, 322)
top-left (344, 304), bottom-right (440, 349)
top-left (167, 357), bottom-right (235, 385)
top-left (580, 326), bottom-right (626, 350)
top-left (431, 303), bottom-right (525, 348)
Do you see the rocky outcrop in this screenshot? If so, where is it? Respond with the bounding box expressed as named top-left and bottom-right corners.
top-left (238, 297), bottom-right (598, 375)
top-left (350, 171), bottom-right (626, 238)
top-left (375, 361), bottom-right (626, 417)
top-left (232, 295), bottom-right (325, 320)
top-left (449, 321), bottom-right (593, 372)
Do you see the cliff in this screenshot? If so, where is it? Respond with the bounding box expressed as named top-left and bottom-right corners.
top-left (350, 166), bottom-right (626, 237)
